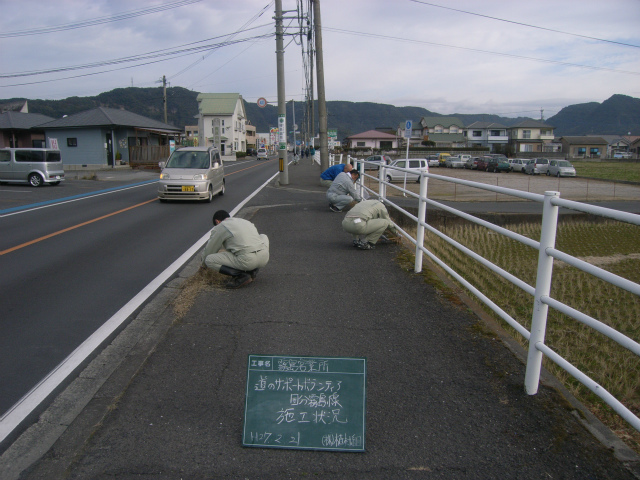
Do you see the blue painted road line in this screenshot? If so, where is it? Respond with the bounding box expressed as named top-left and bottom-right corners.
top-left (0, 179), bottom-right (158, 216)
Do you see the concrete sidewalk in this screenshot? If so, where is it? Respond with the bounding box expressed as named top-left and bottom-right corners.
top-left (4, 161), bottom-right (639, 479)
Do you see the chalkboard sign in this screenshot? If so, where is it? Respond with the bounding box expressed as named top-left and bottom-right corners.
top-left (243, 355), bottom-right (367, 452)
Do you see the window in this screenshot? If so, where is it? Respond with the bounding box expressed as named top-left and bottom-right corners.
top-left (523, 145), bottom-right (533, 152)
top-left (67, 138), bottom-right (78, 147)
top-left (0, 150), bottom-right (9, 162)
top-left (357, 141), bottom-right (365, 147)
top-left (523, 130), bottom-right (531, 139)
top-left (490, 130), bottom-right (502, 137)
top-left (577, 147), bottom-right (586, 155)
top-left (15, 150), bottom-right (45, 162)
top-left (590, 148), bottom-right (600, 156)
top-left (473, 131), bottom-right (482, 137)
top-left (450, 126), bottom-right (458, 133)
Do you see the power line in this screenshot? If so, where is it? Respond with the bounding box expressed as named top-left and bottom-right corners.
top-left (0, 27), bottom-right (272, 79)
top-left (0, 34), bottom-right (272, 88)
top-left (182, 2), bottom-right (275, 85)
top-left (324, 27), bottom-right (640, 77)
top-left (409, 0), bottom-right (640, 49)
top-left (0, 0), bottom-right (202, 38)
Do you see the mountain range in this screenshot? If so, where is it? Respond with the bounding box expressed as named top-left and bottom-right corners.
top-left (2, 89), bottom-right (639, 139)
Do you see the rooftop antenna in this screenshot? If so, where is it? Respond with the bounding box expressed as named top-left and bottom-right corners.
top-left (540, 108), bottom-right (544, 121)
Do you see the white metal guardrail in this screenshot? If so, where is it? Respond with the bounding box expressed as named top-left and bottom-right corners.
top-left (336, 155), bottom-right (640, 433)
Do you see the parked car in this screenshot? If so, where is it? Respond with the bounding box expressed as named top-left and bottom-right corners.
top-left (0, 148), bottom-right (65, 186)
top-left (486, 157), bottom-right (511, 173)
top-left (438, 153), bottom-right (451, 166)
top-left (613, 151), bottom-right (632, 159)
top-left (485, 153), bottom-right (508, 161)
top-left (524, 157), bottom-right (550, 175)
top-left (427, 155), bottom-right (440, 167)
top-left (476, 157), bottom-right (490, 171)
top-left (158, 146), bottom-right (225, 202)
top-left (547, 159), bottom-right (577, 177)
top-left (465, 157), bottom-right (481, 169)
top-left (364, 154), bottom-right (392, 170)
top-left (385, 158), bottom-right (428, 183)
top-left (445, 155), bottom-right (466, 168)
top-left (509, 158), bottom-right (528, 173)
top-left (257, 147), bottom-right (268, 159)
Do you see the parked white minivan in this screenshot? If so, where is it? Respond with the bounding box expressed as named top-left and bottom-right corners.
top-left (0, 148), bottom-right (65, 186)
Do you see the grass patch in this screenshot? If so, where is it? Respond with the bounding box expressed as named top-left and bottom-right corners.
top-left (172, 267), bottom-right (226, 321)
top-left (414, 218), bottom-right (640, 453)
top-left (573, 161), bottom-right (640, 183)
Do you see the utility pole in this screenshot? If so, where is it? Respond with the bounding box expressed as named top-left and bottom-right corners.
top-left (275, 0), bottom-right (288, 184)
top-left (313, 0), bottom-right (328, 170)
top-left (163, 75), bottom-right (168, 124)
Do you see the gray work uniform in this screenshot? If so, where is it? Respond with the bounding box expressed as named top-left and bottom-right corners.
top-left (342, 199), bottom-right (394, 244)
top-left (202, 217), bottom-right (269, 272)
top-left (326, 172), bottom-right (362, 210)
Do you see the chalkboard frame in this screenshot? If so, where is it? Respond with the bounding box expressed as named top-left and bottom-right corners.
top-left (242, 354), bottom-right (367, 452)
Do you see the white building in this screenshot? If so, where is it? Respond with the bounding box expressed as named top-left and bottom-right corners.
top-left (196, 93), bottom-right (247, 157)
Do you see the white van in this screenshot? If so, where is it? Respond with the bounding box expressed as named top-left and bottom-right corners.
top-left (158, 146), bottom-right (225, 202)
top-left (0, 148), bottom-right (65, 186)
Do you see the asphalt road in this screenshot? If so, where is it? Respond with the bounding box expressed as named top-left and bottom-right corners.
top-left (0, 158), bottom-right (279, 416)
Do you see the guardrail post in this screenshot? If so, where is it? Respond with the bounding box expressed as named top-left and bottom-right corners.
top-left (414, 172), bottom-right (428, 273)
top-left (379, 165), bottom-right (386, 200)
top-left (525, 190), bottom-right (560, 395)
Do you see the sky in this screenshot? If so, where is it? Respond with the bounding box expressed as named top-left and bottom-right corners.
top-left (1, 0), bottom-right (639, 119)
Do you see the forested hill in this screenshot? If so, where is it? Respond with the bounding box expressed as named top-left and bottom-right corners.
top-left (546, 94), bottom-right (640, 136)
top-left (2, 88), bottom-right (638, 138)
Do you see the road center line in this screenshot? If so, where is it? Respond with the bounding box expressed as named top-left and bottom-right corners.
top-left (0, 198), bottom-right (157, 256)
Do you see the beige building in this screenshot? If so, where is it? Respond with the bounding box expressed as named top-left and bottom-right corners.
top-left (560, 136), bottom-right (608, 159)
top-left (196, 93), bottom-right (247, 156)
top-left (508, 120), bottom-right (556, 153)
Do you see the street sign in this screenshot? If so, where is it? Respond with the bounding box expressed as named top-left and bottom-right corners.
top-left (404, 120), bottom-right (412, 139)
top-left (257, 97), bottom-right (267, 108)
top-left (278, 115), bottom-right (286, 150)
top-left (243, 355), bottom-right (367, 452)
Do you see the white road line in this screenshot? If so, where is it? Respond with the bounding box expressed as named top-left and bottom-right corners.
top-left (0, 170), bottom-right (279, 445)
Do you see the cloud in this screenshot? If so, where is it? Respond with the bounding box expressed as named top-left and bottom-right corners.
top-left (1, 0), bottom-right (638, 115)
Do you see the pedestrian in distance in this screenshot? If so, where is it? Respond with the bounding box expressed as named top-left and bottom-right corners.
top-left (202, 210), bottom-right (270, 289)
top-left (326, 169), bottom-right (362, 212)
top-left (319, 162), bottom-right (353, 187)
top-left (342, 199), bottom-right (401, 250)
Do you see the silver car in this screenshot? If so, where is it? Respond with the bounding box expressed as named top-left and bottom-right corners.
top-left (363, 154), bottom-right (392, 170)
top-left (257, 147), bottom-right (268, 159)
top-left (509, 158), bottom-right (528, 173)
top-left (0, 148), bottom-right (65, 186)
top-left (158, 147), bottom-right (225, 202)
top-left (547, 160), bottom-right (576, 177)
top-left (524, 157), bottom-right (550, 175)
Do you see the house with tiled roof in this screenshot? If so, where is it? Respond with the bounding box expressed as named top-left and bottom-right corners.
top-left (464, 122), bottom-right (508, 153)
top-left (398, 116), bottom-right (466, 148)
top-left (0, 111), bottom-right (54, 148)
top-left (559, 136), bottom-right (608, 159)
top-left (39, 107), bottom-right (181, 167)
top-left (196, 93), bottom-right (247, 156)
top-left (345, 130), bottom-right (398, 150)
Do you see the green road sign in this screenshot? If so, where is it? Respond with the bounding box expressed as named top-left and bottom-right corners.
top-left (243, 355), bottom-right (367, 451)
